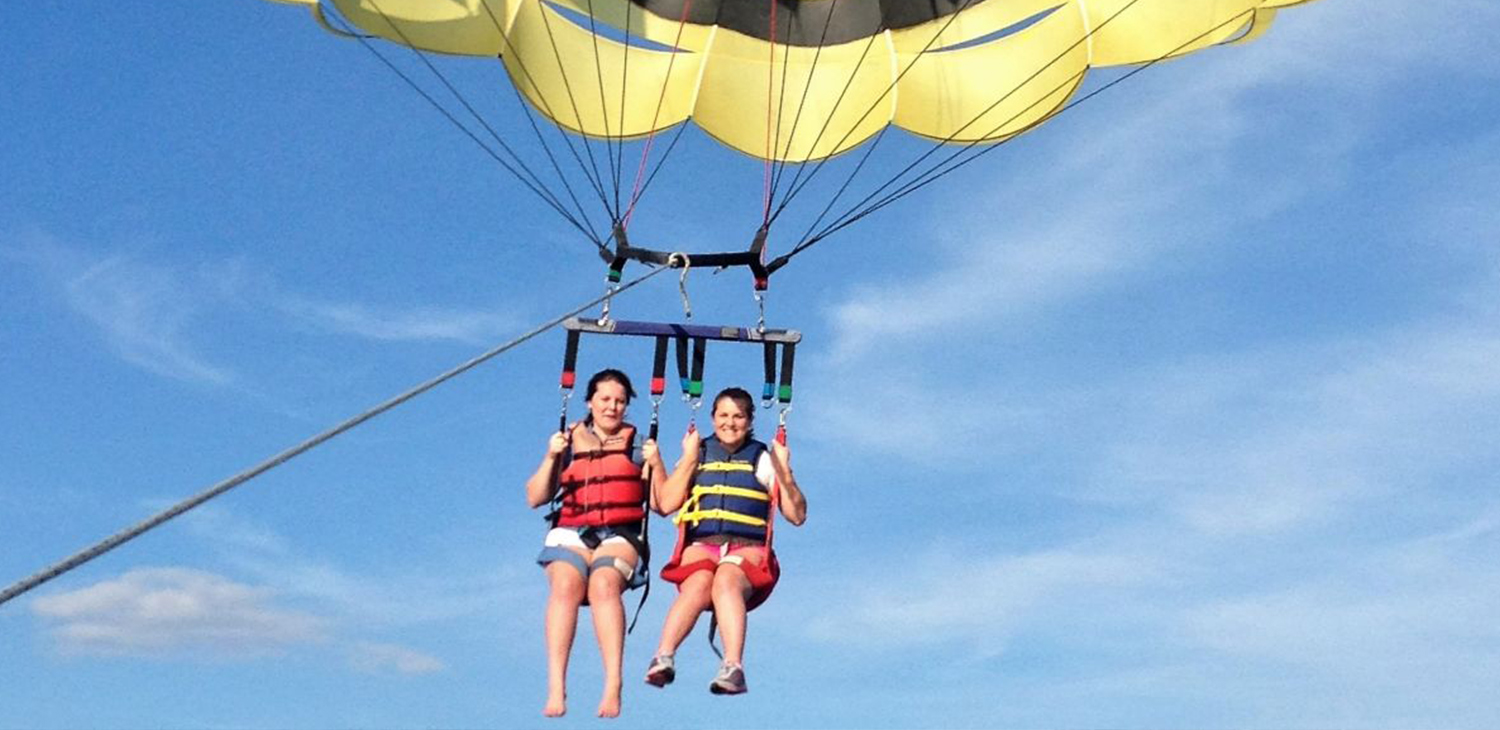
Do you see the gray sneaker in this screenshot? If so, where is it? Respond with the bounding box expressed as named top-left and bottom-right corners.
top-left (644, 654), bottom-right (675, 687)
top-left (709, 661), bottom-right (747, 695)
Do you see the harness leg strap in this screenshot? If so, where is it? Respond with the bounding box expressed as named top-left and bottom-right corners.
top-left (590, 555), bottom-right (638, 585)
top-left (537, 547), bottom-right (590, 580)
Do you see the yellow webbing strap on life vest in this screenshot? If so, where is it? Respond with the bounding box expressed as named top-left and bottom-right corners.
top-left (698, 461), bottom-right (755, 473)
top-left (675, 508), bottom-right (769, 528)
top-left (674, 485), bottom-right (771, 527)
top-left (692, 484), bottom-right (770, 502)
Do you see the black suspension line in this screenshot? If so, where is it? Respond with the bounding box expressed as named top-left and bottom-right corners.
top-left (534, 0), bottom-right (620, 222)
top-left (767, 28), bottom-right (883, 227)
top-left (759, 0), bottom-right (984, 226)
top-left (477, 2), bottom-right (622, 244)
top-left (768, 5), bottom-right (1258, 274)
top-left (766, 0), bottom-right (844, 213)
top-left (329, 3), bottom-right (602, 247)
top-left (582, 0), bottom-right (625, 217)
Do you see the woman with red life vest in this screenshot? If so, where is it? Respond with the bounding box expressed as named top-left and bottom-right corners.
top-left (644, 387), bottom-right (807, 695)
top-left (525, 368), bottom-right (666, 719)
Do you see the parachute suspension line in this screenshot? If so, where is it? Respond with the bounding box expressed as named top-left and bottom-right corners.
top-left (535, 1), bottom-right (619, 222)
top-left (0, 263), bottom-right (676, 609)
top-left (764, 0), bottom-right (985, 223)
top-left (795, 0), bottom-right (1149, 247)
top-left (771, 4), bottom-right (1255, 273)
top-left (331, 1), bottom-right (601, 249)
top-left (481, 2), bottom-right (618, 238)
top-left (623, 0), bottom-right (698, 229)
top-left (791, 126), bottom-right (891, 256)
top-left (800, 71), bottom-right (1086, 248)
top-left (765, 0), bottom-right (799, 207)
top-left (767, 0), bottom-right (843, 209)
top-left (504, 81), bottom-right (607, 247)
top-left (786, 0), bottom-right (1242, 260)
top-left (623, 121), bottom-right (692, 226)
top-left (798, 68), bottom-right (1087, 251)
top-left (582, 0), bottom-right (624, 216)
top-left (614, 0), bottom-right (635, 217)
top-left (767, 27), bottom-right (882, 226)
top-left (762, 0), bottom-right (779, 225)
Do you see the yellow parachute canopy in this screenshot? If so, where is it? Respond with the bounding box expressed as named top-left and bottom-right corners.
top-left (267, 0), bottom-right (1319, 162)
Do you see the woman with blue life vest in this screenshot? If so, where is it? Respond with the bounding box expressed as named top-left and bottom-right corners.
top-left (644, 387), bottom-right (807, 695)
top-left (525, 368), bottom-right (666, 718)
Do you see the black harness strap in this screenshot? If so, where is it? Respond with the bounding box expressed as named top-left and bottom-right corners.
top-left (762, 341), bottom-right (778, 406)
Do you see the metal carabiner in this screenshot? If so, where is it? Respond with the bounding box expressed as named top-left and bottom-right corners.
top-left (558, 387), bottom-right (575, 432)
top-left (674, 253), bottom-right (694, 319)
top-left (597, 284), bottom-right (617, 326)
top-left (754, 290), bottom-right (767, 334)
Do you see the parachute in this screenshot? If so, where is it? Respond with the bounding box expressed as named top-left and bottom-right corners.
top-left (1, 0), bottom-right (1325, 611)
top-left (268, 0), bottom-right (1315, 161)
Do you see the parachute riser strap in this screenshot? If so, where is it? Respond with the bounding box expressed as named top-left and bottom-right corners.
top-left (689, 337), bottom-right (707, 428)
top-left (778, 341), bottom-right (796, 406)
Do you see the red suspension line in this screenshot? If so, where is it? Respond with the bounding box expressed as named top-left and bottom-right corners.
top-left (623, 0), bottom-right (697, 229)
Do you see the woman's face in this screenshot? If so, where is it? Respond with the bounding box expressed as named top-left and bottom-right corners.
top-left (711, 395), bottom-right (752, 448)
top-left (588, 379), bottom-right (629, 433)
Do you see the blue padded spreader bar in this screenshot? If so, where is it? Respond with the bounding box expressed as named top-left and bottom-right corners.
top-left (564, 317), bottom-right (801, 344)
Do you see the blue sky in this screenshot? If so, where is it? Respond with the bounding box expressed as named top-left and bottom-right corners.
top-left (4, 1), bottom-right (1500, 727)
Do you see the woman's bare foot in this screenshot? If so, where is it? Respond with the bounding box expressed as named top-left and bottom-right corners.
top-left (543, 690), bottom-right (566, 717)
top-left (597, 685), bottom-right (621, 718)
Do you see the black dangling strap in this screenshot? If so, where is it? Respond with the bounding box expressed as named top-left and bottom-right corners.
top-left (649, 335), bottom-right (668, 442)
top-left (674, 333), bottom-right (690, 398)
top-left (778, 342), bottom-right (796, 405)
top-left (761, 342), bottom-right (778, 407)
top-left (690, 337), bottom-right (706, 400)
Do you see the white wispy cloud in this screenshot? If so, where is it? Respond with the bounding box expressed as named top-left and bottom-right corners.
top-left (805, 543), bottom-right (1164, 655)
top-left (30, 567), bottom-right (326, 658)
top-left (277, 297), bottom-right (517, 345)
top-left (5, 233), bottom-right (237, 385)
top-left (4, 232), bottom-right (522, 387)
top-left (348, 641), bottom-right (446, 675)
top-left (177, 505), bottom-right (525, 628)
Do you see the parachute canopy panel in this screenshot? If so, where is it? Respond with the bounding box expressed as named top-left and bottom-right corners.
top-left (274, 0), bottom-right (1320, 161)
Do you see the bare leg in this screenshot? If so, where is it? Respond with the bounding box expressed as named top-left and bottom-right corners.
top-left (588, 543), bottom-right (637, 718)
top-left (710, 563), bottom-right (753, 666)
top-left (543, 560), bottom-right (586, 717)
top-left (654, 546), bottom-right (718, 657)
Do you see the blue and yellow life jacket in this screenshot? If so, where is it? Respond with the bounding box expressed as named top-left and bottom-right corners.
top-left (676, 435), bottom-right (771, 543)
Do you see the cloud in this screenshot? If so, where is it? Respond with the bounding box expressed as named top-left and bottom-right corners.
top-left (348, 641), bottom-right (446, 675)
top-left (806, 544), bottom-right (1163, 655)
top-left (1091, 319), bottom-right (1500, 536)
top-left (4, 232), bottom-right (521, 390)
top-left (6, 233), bottom-right (236, 384)
top-left (277, 297), bottom-right (517, 344)
top-left (177, 506), bottom-right (525, 628)
top-left (30, 567), bottom-right (326, 658)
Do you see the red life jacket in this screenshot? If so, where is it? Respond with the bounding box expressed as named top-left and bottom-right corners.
top-left (554, 423), bottom-right (646, 528)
